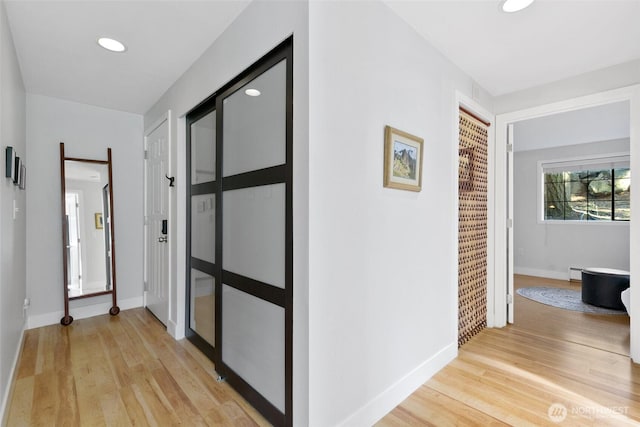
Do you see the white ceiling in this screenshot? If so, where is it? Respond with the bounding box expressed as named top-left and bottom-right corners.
top-left (386, 0), bottom-right (640, 96)
top-left (4, 0), bottom-right (250, 114)
top-left (4, 1), bottom-right (640, 115)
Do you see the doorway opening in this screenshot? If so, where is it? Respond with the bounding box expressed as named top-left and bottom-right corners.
top-left (457, 101), bottom-right (492, 346)
top-left (507, 101), bottom-right (631, 355)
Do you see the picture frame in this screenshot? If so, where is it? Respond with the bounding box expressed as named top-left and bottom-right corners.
top-left (95, 213), bottom-right (104, 229)
top-left (5, 146), bottom-right (15, 178)
top-left (383, 125), bottom-right (424, 192)
top-left (459, 148), bottom-right (474, 192)
top-left (13, 156), bottom-right (20, 185)
top-left (19, 164), bottom-right (26, 190)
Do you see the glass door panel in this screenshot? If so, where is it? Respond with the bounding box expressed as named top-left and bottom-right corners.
top-left (191, 111), bottom-right (216, 184)
top-left (222, 184), bottom-right (285, 288)
top-left (191, 194), bottom-right (215, 264)
top-left (222, 60), bottom-right (286, 177)
top-left (221, 285), bottom-right (285, 411)
top-left (190, 269), bottom-right (215, 346)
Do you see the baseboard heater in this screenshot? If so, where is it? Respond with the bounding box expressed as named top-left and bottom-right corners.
top-left (569, 267), bottom-right (583, 282)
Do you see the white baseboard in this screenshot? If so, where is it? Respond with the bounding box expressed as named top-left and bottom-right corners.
top-left (0, 322), bottom-right (26, 424)
top-left (27, 296), bottom-right (143, 329)
top-left (337, 342), bottom-right (457, 427)
top-left (514, 266), bottom-right (568, 281)
top-left (167, 319), bottom-right (179, 339)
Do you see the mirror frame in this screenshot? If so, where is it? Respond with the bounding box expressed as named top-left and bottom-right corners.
top-left (59, 142), bottom-right (119, 326)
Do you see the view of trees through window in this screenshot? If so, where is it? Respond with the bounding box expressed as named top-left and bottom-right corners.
top-left (544, 168), bottom-right (631, 221)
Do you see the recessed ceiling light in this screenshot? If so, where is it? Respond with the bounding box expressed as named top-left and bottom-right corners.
top-left (97, 37), bottom-right (126, 53)
top-left (502, 0), bottom-right (535, 13)
top-left (245, 88), bottom-right (261, 97)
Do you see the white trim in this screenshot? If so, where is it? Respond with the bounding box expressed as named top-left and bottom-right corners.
top-left (144, 110), bottom-right (170, 137)
top-left (495, 84), bottom-right (640, 363)
top-left (455, 92), bottom-right (496, 327)
top-left (336, 342), bottom-right (457, 427)
top-left (537, 220), bottom-right (630, 227)
top-left (167, 319), bottom-right (178, 338)
top-left (514, 267), bottom-right (569, 281)
top-left (27, 296), bottom-right (143, 329)
top-left (0, 323), bottom-right (25, 424)
top-left (539, 152), bottom-right (630, 171)
top-left (507, 123), bottom-right (514, 324)
top-left (174, 116), bottom-right (187, 340)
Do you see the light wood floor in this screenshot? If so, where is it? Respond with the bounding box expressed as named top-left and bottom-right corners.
top-left (5, 308), bottom-right (269, 426)
top-left (6, 276), bottom-right (637, 426)
top-left (378, 275), bottom-right (638, 426)
top-left (513, 275), bottom-right (630, 356)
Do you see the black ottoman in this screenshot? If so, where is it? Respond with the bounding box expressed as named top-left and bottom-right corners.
top-left (581, 268), bottom-right (630, 310)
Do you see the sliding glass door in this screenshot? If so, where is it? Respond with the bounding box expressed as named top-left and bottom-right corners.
top-left (185, 38), bottom-right (292, 426)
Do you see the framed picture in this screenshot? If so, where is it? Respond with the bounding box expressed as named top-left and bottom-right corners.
top-left (19, 164), bottom-right (26, 190)
top-left (383, 125), bottom-right (424, 192)
top-left (459, 148), bottom-right (474, 192)
top-left (95, 213), bottom-right (104, 229)
top-left (13, 156), bottom-right (20, 185)
top-left (5, 146), bottom-right (14, 178)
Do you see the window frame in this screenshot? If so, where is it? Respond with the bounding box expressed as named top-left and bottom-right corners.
top-left (537, 152), bottom-right (631, 225)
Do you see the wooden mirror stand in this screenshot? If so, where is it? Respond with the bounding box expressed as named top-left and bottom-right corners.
top-left (59, 142), bottom-right (119, 325)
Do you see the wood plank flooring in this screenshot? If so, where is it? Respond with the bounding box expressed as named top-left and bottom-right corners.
top-left (6, 275), bottom-right (637, 426)
top-left (5, 308), bottom-right (269, 426)
top-left (513, 275), bottom-right (630, 356)
top-left (378, 275), bottom-right (638, 426)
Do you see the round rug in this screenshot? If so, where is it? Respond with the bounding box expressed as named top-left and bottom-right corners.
top-left (516, 287), bottom-right (627, 315)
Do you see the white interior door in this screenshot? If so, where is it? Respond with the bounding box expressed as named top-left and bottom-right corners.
top-left (507, 123), bottom-right (515, 323)
top-left (145, 119), bottom-right (169, 325)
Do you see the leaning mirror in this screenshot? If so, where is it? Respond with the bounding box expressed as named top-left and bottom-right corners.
top-left (59, 143), bottom-right (119, 325)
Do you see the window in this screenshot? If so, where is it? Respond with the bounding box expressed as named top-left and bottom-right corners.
top-left (540, 154), bottom-right (630, 222)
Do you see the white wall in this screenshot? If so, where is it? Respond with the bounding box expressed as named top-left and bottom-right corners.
top-left (144, 1), bottom-right (309, 424)
top-left (26, 94), bottom-right (143, 327)
top-left (308, 2), bottom-right (492, 425)
top-left (0, 0), bottom-right (26, 419)
top-left (514, 139), bottom-right (630, 280)
top-left (514, 101), bottom-right (629, 152)
top-left (494, 59), bottom-right (640, 114)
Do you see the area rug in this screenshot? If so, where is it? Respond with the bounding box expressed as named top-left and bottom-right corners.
top-left (516, 287), bottom-right (627, 315)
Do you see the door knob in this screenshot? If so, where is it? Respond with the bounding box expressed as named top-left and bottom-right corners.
top-left (158, 236), bottom-right (168, 243)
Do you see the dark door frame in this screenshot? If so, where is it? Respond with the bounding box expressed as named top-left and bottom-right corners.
top-left (185, 37), bottom-right (293, 427)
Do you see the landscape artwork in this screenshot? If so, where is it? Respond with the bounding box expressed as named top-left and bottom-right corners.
top-left (393, 141), bottom-right (417, 180)
top-left (383, 125), bottom-right (424, 192)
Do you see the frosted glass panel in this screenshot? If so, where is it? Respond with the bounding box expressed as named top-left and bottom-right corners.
top-left (222, 285), bottom-right (284, 411)
top-left (223, 61), bottom-right (286, 177)
top-left (223, 184), bottom-right (285, 288)
top-left (191, 111), bottom-right (216, 184)
top-left (191, 195), bottom-right (215, 264)
top-left (191, 269), bottom-right (214, 346)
